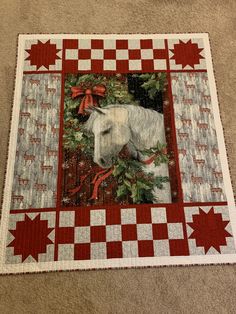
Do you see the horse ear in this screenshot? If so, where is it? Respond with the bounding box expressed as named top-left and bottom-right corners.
top-left (92, 106), bottom-right (106, 115)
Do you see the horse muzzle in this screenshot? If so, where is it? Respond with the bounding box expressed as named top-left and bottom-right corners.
top-left (94, 156), bottom-right (113, 169)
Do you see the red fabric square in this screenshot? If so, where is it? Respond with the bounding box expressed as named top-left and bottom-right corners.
top-left (75, 208), bottom-right (90, 226)
top-left (107, 241), bottom-right (123, 258)
top-left (129, 49), bottom-right (141, 60)
top-left (57, 227), bottom-right (74, 244)
top-left (63, 39), bottom-right (78, 49)
top-left (116, 60), bottom-right (129, 73)
top-left (169, 239), bottom-right (189, 256)
top-left (152, 224), bottom-right (168, 240)
top-left (136, 207), bottom-right (151, 224)
top-left (91, 39), bottom-right (103, 49)
top-left (140, 39), bottom-right (153, 49)
top-left (138, 240), bottom-right (154, 257)
top-left (64, 60), bottom-right (78, 73)
top-left (91, 226), bottom-right (106, 242)
top-left (104, 50), bottom-right (116, 59)
top-left (74, 243), bottom-right (90, 260)
top-left (106, 207), bottom-right (121, 225)
top-left (122, 224), bottom-right (137, 241)
top-left (91, 60), bottom-right (104, 72)
top-left (141, 60), bottom-right (154, 72)
top-left (116, 40), bottom-right (128, 49)
top-left (78, 49), bottom-right (91, 59)
top-left (153, 49), bottom-right (168, 59)
top-left (166, 206), bottom-right (185, 223)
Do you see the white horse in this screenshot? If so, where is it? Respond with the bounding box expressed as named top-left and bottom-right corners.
top-left (85, 105), bottom-right (171, 203)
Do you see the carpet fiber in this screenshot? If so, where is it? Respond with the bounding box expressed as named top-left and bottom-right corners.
top-left (0, 0), bottom-right (236, 313)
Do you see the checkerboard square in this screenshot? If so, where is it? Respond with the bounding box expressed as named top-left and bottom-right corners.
top-left (104, 50), bottom-right (116, 59)
top-left (64, 60), bottom-right (78, 73)
top-left (78, 39), bottom-right (91, 49)
top-left (141, 49), bottom-right (154, 60)
top-left (168, 223), bottom-right (184, 239)
top-left (65, 49), bottom-right (78, 60)
top-left (152, 223), bottom-right (168, 240)
top-left (116, 40), bottom-right (128, 49)
top-left (91, 226), bottom-right (106, 242)
top-left (138, 240), bottom-right (154, 257)
top-left (128, 60), bottom-right (142, 71)
top-left (136, 207), bottom-right (152, 224)
top-left (57, 227), bottom-right (74, 244)
top-left (74, 226), bottom-right (90, 243)
top-left (153, 49), bottom-right (167, 59)
top-left (122, 224), bottom-right (137, 241)
top-left (137, 224), bottom-right (153, 240)
top-left (141, 60), bottom-right (154, 71)
top-left (91, 242), bottom-right (106, 259)
top-left (169, 239), bottom-right (189, 256)
top-left (152, 39), bottom-right (165, 49)
top-left (90, 209), bottom-right (106, 226)
top-left (106, 207), bottom-right (121, 225)
top-left (103, 60), bottom-right (116, 70)
top-left (58, 244), bottom-right (74, 261)
top-left (74, 243), bottom-right (90, 260)
top-left (75, 208), bottom-right (90, 226)
top-left (121, 208), bottom-right (136, 224)
top-left (166, 207), bottom-right (185, 223)
top-left (91, 49), bottom-right (104, 59)
top-left (91, 60), bottom-right (103, 72)
top-left (78, 49), bottom-right (91, 59)
top-left (91, 39), bottom-right (104, 49)
top-left (128, 49), bottom-right (141, 60)
top-left (140, 39), bottom-right (153, 49)
top-left (106, 225), bottom-right (122, 242)
top-left (78, 60), bottom-right (91, 71)
top-left (63, 39), bottom-right (78, 49)
top-left (154, 59), bottom-right (167, 70)
top-left (104, 39), bottom-right (116, 49)
top-left (128, 39), bottom-right (141, 50)
top-left (153, 240), bottom-right (170, 256)
top-left (122, 241), bottom-right (138, 258)
top-left (59, 211), bottom-right (75, 227)
top-left (151, 207), bottom-right (167, 223)
top-left (116, 50), bottom-right (129, 60)
top-left (107, 241), bottom-right (123, 258)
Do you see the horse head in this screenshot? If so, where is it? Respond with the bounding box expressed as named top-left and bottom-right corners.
top-left (84, 106), bottom-right (131, 168)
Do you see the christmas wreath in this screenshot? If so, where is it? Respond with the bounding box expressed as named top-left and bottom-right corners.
top-left (63, 73), bottom-right (169, 204)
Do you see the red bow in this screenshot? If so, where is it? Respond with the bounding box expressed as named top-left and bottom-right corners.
top-left (71, 84), bottom-right (106, 115)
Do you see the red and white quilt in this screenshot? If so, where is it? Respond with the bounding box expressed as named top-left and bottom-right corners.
top-left (0, 33), bottom-right (235, 274)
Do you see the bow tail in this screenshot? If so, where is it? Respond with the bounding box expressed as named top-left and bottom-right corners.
top-left (90, 168), bottom-right (114, 200)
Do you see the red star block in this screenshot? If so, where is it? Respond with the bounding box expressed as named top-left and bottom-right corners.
top-left (8, 214), bottom-right (53, 261)
top-left (170, 40), bottom-right (204, 68)
top-left (25, 40), bottom-right (61, 70)
top-left (188, 207), bottom-right (232, 253)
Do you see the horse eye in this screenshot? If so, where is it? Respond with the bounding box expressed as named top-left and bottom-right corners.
top-left (102, 127), bottom-right (111, 135)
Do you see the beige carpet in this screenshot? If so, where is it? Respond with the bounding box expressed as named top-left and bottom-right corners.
top-left (0, 0), bottom-right (236, 313)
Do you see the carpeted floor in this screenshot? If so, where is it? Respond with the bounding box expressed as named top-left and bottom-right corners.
top-left (0, 0), bottom-right (235, 313)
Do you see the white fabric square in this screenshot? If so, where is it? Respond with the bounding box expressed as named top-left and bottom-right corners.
top-left (59, 211), bottom-right (75, 227)
top-left (78, 39), bottom-right (91, 49)
top-left (129, 60), bottom-right (142, 71)
top-left (141, 49), bottom-right (153, 59)
top-left (103, 39), bottom-right (116, 49)
top-left (151, 207), bottom-right (167, 223)
top-left (152, 39), bottom-right (165, 49)
top-left (74, 227), bottom-right (90, 243)
top-left (78, 60), bottom-right (91, 71)
top-left (167, 223), bottom-right (184, 239)
top-left (121, 208), bottom-right (136, 224)
top-left (91, 49), bottom-right (104, 59)
top-left (91, 243), bottom-right (107, 259)
top-left (116, 50), bottom-right (129, 60)
top-left (128, 39), bottom-right (141, 49)
top-left (103, 60), bottom-right (116, 70)
top-left (153, 240), bottom-right (170, 256)
top-left (154, 59), bottom-right (167, 70)
top-left (90, 209), bottom-right (106, 226)
top-left (122, 241), bottom-right (138, 258)
top-left (58, 244), bottom-right (74, 261)
top-left (137, 224), bottom-right (153, 240)
top-left (106, 225), bottom-right (122, 242)
top-left (65, 49), bottom-right (78, 60)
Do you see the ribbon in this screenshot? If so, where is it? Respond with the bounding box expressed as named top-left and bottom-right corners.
top-left (141, 148), bottom-right (168, 165)
top-left (71, 84), bottom-right (106, 115)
